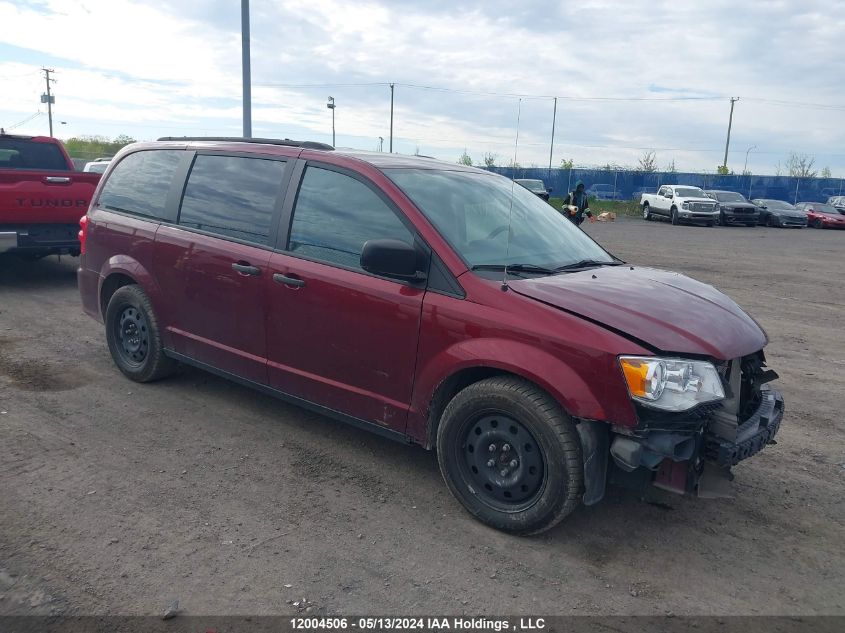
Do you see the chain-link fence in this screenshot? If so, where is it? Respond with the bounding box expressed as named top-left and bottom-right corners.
top-left (490, 167), bottom-right (845, 204)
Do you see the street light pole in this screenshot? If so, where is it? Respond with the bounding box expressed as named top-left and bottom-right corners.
top-left (548, 96), bottom-right (557, 179)
top-left (241, 0), bottom-right (252, 137)
top-left (744, 145), bottom-right (757, 198)
top-left (389, 83), bottom-right (394, 153)
top-left (378, 136), bottom-right (384, 152)
top-left (326, 96), bottom-right (336, 146)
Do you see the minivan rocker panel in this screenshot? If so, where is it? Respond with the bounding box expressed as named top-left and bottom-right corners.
top-left (78, 138), bottom-right (784, 536)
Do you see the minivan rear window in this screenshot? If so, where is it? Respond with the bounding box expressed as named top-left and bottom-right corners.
top-left (178, 155), bottom-right (286, 245)
top-left (99, 150), bottom-right (182, 219)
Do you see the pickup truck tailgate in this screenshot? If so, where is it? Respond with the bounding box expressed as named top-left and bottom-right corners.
top-left (0, 170), bottom-right (96, 224)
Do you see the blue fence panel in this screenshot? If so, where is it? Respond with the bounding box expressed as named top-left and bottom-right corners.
top-left (489, 167), bottom-right (845, 205)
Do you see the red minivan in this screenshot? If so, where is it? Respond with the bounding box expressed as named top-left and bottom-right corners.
top-left (78, 137), bottom-right (784, 534)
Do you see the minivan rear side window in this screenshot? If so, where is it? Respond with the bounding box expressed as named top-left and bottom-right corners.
top-left (99, 150), bottom-right (182, 219)
top-left (289, 166), bottom-right (413, 270)
top-left (178, 154), bottom-right (286, 246)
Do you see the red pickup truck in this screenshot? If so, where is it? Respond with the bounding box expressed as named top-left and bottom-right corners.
top-left (0, 132), bottom-right (101, 258)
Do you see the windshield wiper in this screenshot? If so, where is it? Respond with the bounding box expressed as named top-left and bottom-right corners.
top-left (553, 259), bottom-right (623, 272)
top-left (471, 263), bottom-right (557, 275)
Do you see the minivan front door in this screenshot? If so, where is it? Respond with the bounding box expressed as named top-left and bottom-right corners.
top-left (265, 164), bottom-right (425, 432)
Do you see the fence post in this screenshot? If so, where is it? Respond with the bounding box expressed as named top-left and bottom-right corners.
top-left (794, 179), bottom-right (800, 205)
top-left (613, 170), bottom-right (618, 200)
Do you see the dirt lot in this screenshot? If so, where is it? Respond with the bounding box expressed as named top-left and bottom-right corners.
top-left (1, 219), bottom-right (843, 617)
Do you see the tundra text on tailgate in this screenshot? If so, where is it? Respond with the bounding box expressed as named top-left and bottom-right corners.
top-left (0, 132), bottom-right (101, 257)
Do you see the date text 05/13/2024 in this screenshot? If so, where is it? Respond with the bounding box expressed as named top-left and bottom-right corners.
top-left (289, 617), bottom-right (547, 631)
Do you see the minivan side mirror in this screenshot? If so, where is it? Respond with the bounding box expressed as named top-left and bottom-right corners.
top-left (361, 239), bottom-right (425, 281)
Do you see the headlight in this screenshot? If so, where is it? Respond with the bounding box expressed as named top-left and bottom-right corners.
top-left (619, 356), bottom-right (725, 412)
top-left (682, 201), bottom-right (690, 209)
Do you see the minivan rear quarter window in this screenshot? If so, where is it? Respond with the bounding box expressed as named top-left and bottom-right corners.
top-left (178, 154), bottom-right (286, 245)
top-left (289, 166), bottom-right (413, 270)
top-left (99, 150), bottom-right (182, 219)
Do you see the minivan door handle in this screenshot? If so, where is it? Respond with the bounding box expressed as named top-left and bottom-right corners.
top-left (232, 262), bottom-right (261, 276)
top-left (273, 273), bottom-right (306, 288)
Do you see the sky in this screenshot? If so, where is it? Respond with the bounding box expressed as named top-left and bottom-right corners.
top-left (1, 0), bottom-right (843, 176)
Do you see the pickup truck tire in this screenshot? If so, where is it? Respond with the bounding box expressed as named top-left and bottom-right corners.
top-left (436, 376), bottom-right (583, 535)
top-left (105, 284), bottom-right (176, 383)
top-left (670, 207), bottom-right (680, 225)
top-left (642, 203), bottom-right (652, 221)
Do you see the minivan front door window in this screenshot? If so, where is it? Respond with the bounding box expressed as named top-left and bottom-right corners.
top-left (289, 166), bottom-right (414, 270)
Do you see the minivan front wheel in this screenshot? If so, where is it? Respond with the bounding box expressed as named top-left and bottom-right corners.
top-left (105, 284), bottom-right (175, 382)
top-left (437, 376), bottom-right (583, 535)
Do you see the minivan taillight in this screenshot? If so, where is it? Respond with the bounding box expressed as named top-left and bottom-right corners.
top-left (78, 215), bottom-right (88, 255)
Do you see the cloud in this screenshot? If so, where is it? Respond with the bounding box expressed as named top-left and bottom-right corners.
top-left (1, 0), bottom-right (843, 175)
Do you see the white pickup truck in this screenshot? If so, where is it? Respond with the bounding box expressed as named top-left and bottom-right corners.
top-left (640, 184), bottom-right (719, 226)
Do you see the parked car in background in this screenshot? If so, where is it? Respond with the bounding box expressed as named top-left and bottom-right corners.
top-left (751, 199), bottom-right (808, 228)
top-left (514, 178), bottom-right (551, 201)
top-left (0, 132), bottom-right (101, 258)
top-left (796, 202), bottom-right (845, 229)
top-left (704, 190), bottom-right (759, 227)
top-left (631, 186), bottom-right (651, 200)
top-left (83, 159), bottom-right (111, 174)
top-left (827, 195), bottom-right (845, 212)
top-left (78, 136), bottom-right (784, 535)
top-left (640, 185), bottom-right (718, 226)
top-left (586, 183), bottom-right (621, 200)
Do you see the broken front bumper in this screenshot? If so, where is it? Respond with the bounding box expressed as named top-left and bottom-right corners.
top-left (704, 388), bottom-right (783, 467)
top-left (608, 387), bottom-right (784, 496)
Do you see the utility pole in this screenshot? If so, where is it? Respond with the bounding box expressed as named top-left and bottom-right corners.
top-left (41, 68), bottom-right (56, 137)
top-left (326, 96), bottom-right (336, 146)
top-left (241, 0), bottom-right (252, 137)
top-left (722, 97), bottom-right (739, 170)
top-left (389, 83), bottom-right (394, 153)
top-left (548, 96), bottom-right (557, 179)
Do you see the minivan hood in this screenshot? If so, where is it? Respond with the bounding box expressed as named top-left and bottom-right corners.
top-left (509, 266), bottom-right (767, 360)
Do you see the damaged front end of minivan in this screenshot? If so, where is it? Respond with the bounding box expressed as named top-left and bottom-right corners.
top-left (605, 350), bottom-right (783, 498)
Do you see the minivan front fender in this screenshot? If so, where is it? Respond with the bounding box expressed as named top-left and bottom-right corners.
top-left (409, 336), bottom-right (637, 445)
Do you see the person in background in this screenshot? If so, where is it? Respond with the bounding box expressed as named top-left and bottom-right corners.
top-left (562, 180), bottom-right (592, 226)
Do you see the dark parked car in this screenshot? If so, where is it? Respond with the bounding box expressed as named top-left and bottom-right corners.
top-left (796, 202), bottom-right (845, 229)
top-left (586, 183), bottom-right (621, 200)
top-left (514, 178), bottom-right (550, 201)
top-left (704, 190), bottom-right (759, 226)
top-left (751, 199), bottom-right (808, 228)
top-left (78, 137), bottom-right (784, 535)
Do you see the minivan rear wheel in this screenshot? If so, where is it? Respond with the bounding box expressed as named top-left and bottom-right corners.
top-left (436, 376), bottom-right (583, 535)
top-left (105, 284), bottom-right (175, 383)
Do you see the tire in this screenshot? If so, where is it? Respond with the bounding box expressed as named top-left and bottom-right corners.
top-left (105, 284), bottom-right (176, 383)
top-left (436, 376), bottom-right (583, 535)
top-left (813, 219), bottom-right (823, 229)
top-left (765, 215), bottom-right (773, 227)
top-left (719, 211), bottom-right (727, 226)
top-left (670, 207), bottom-right (679, 225)
top-left (642, 203), bottom-right (652, 221)
top-left (707, 221), bottom-right (715, 227)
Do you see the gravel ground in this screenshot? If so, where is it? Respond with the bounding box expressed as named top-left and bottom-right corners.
top-left (0, 218), bottom-right (843, 617)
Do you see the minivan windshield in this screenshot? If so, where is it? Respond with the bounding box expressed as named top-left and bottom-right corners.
top-left (387, 169), bottom-right (615, 271)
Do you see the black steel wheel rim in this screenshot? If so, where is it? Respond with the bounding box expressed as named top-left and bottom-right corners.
top-left (115, 305), bottom-right (149, 366)
top-left (457, 412), bottom-right (546, 512)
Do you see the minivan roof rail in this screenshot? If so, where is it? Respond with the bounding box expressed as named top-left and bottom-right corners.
top-left (156, 136), bottom-right (334, 151)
